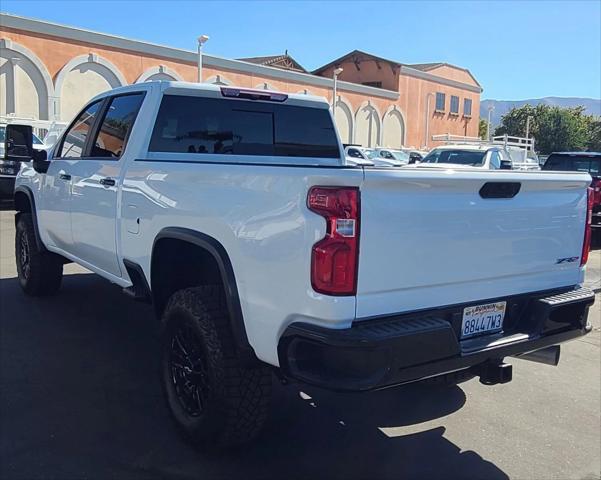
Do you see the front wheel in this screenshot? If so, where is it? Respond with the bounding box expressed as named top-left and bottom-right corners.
top-left (15, 213), bottom-right (63, 296)
top-left (160, 286), bottom-right (272, 448)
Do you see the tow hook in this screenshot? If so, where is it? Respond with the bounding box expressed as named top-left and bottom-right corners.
top-left (476, 360), bottom-right (513, 385)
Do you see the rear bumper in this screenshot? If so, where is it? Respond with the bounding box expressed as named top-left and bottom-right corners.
top-left (0, 176), bottom-right (16, 198)
top-left (278, 287), bottom-right (595, 391)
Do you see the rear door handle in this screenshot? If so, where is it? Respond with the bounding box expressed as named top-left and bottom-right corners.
top-left (59, 173), bottom-right (71, 181)
top-left (100, 177), bottom-right (116, 187)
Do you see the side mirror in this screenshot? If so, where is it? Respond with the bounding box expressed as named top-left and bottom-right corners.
top-left (500, 160), bottom-right (512, 170)
top-left (4, 124), bottom-right (33, 161)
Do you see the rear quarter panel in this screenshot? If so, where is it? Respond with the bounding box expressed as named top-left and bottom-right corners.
top-left (120, 159), bottom-right (362, 365)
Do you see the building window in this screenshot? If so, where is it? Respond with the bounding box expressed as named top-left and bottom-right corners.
top-left (362, 81), bottom-right (382, 88)
top-left (464, 98), bottom-right (472, 117)
top-left (435, 92), bottom-right (445, 112)
top-left (450, 95), bottom-right (459, 115)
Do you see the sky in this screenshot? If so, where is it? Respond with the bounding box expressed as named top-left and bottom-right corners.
top-left (1, 0), bottom-right (600, 100)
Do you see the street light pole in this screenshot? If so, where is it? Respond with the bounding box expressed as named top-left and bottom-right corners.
top-left (331, 67), bottom-right (343, 112)
top-left (197, 34), bottom-right (209, 83)
top-left (525, 115), bottom-right (532, 139)
top-left (487, 104), bottom-right (494, 141)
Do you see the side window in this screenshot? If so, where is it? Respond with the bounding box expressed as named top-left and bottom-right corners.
top-left (450, 96), bottom-right (459, 115)
top-left (435, 92), bottom-right (446, 112)
top-left (348, 148), bottom-right (362, 159)
top-left (90, 94), bottom-right (145, 159)
top-left (463, 98), bottom-right (472, 117)
top-left (489, 151), bottom-right (501, 169)
top-left (59, 101), bottom-right (102, 158)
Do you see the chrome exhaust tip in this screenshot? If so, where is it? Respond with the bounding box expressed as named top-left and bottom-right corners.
top-left (515, 345), bottom-right (561, 366)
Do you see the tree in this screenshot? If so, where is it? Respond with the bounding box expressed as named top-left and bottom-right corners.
top-left (585, 117), bottom-right (601, 151)
top-left (478, 118), bottom-right (489, 139)
top-left (494, 104), bottom-right (594, 154)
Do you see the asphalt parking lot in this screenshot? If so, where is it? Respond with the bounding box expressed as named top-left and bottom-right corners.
top-left (0, 206), bottom-right (600, 480)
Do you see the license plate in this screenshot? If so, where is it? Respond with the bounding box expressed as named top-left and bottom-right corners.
top-left (461, 301), bottom-right (506, 338)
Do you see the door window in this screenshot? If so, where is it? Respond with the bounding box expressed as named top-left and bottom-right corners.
top-left (90, 94), bottom-right (145, 159)
top-left (59, 101), bottom-right (102, 158)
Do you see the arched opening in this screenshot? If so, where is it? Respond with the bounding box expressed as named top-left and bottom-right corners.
top-left (334, 97), bottom-right (353, 144)
top-left (56, 54), bottom-right (126, 121)
top-left (382, 107), bottom-right (406, 148)
top-left (0, 38), bottom-right (53, 120)
top-left (355, 103), bottom-right (381, 148)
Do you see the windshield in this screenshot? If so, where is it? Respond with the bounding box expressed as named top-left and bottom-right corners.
top-left (422, 149), bottom-right (486, 166)
top-left (364, 149), bottom-right (379, 160)
top-left (32, 133), bottom-right (43, 145)
top-left (388, 150), bottom-right (410, 162)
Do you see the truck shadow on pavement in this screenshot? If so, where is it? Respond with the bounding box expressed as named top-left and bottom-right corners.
top-left (0, 272), bottom-right (508, 480)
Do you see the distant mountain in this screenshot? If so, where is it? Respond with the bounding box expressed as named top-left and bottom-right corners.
top-left (480, 97), bottom-right (601, 126)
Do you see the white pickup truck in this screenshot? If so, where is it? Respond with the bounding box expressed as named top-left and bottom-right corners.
top-left (4, 82), bottom-right (595, 448)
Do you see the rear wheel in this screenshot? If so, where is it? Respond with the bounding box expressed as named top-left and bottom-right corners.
top-left (15, 213), bottom-right (63, 296)
top-left (160, 286), bottom-right (272, 448)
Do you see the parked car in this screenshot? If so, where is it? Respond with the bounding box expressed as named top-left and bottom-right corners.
top-left (0, 124), bottom-right (45, 199)
top-left (415, 144), bottom-right (514, 170)
top-left (344, 145), bottom-right (402, 167)
top-left (369, 147), bottom-right (408, 163)
top-left (400, 148), bottom-right (425, 164)
top-left (5, 82), bottom-right (595, 448)
top-left (542, 152), bottom-right (601, 228)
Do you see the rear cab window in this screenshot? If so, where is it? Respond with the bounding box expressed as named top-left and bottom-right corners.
top-left (543, 154), bottom-right (601, 176)
top-left (148, 94), bottom-right (340, 160)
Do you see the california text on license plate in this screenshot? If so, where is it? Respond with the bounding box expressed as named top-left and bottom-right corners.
top-left (461, 301), bottom-right (506, 338)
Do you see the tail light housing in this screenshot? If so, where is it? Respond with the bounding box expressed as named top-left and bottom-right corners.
top-left (581, 187), bottom-right (594, 266)
top-left (591, 178), bottom-right (601, 206)
top-left (308, 187), bottom-right (360, 295)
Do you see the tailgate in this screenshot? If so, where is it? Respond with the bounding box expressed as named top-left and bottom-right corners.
top-left (356, 169), bottom-right (591, 318)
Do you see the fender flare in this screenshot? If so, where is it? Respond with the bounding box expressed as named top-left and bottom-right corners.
top-left (14, 186), bottom-right (46, 251)
top-left (151, 227), bottom-right (256, 363)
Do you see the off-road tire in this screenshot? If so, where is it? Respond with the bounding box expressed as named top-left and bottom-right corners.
top-left (160, 285), bottom-right (272, 448)
top-left (15, 213), bottom-right (63, 296)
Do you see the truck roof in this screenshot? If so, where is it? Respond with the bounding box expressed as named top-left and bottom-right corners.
top-left (89, 81), bottom-right (330, 109)
top-left (549, 152), bottom-right (601, 157)
top-left (430, 144), bottom-right (493, 152)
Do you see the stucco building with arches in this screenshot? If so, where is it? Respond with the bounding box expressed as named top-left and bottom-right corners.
top-left (0, 13), bottom-right (482, 149)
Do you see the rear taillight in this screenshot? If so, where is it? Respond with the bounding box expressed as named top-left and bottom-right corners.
top-left (308, 187), bottom-right (360, 295)
top-left (591, 178), bottom-right (601, 205)
top-left (581, 187), bottom-right (594, 266)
